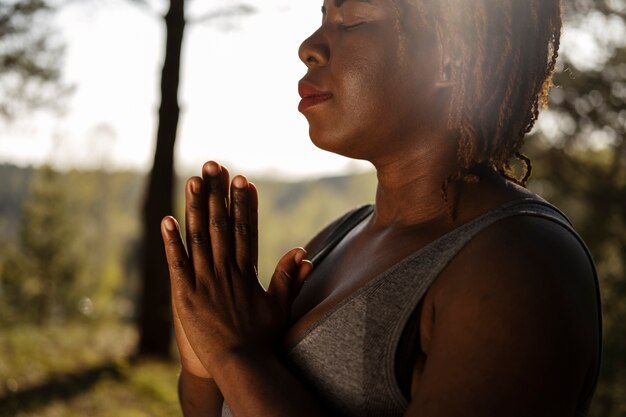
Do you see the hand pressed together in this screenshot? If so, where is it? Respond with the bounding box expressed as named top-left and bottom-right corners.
top-left (161, 161), bottom-right (312, 379)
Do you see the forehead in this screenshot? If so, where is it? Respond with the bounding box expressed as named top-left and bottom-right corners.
top-left (334, 0), bottom-right (373, 5)
top-left (322, 0), bottom-right (374, 10)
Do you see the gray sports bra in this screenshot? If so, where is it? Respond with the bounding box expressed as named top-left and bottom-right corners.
top-left (221, 198), bottom-right (601, 417)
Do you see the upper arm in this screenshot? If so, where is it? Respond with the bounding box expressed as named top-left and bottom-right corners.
top-left (405, 215), bottom-right (600, 417)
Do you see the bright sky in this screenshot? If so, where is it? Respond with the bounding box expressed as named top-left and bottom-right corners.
top-left (0, 0), bottom-right (371, 179)
top-left (0, 1), bottom-right (623, 179)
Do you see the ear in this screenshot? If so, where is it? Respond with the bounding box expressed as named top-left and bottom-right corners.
top-left (435, 25), bottom-right (455, 89)
top-left (435, 58), bottom-right (455, 89)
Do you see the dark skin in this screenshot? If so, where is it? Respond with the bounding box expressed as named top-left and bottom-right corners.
top-left (161, 0), bottom-right (601, 416)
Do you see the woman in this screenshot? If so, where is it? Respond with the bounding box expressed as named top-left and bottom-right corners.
top-left (160, 0), bottom-right (602, 416)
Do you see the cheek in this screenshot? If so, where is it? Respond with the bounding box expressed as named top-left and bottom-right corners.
top-left (337, 48), bottom-right (392, 118)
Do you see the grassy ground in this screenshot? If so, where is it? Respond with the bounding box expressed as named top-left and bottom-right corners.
top-left (0, 322), bottom-right (182, 417)
top-left (2, 360), bottom-right (181, 417)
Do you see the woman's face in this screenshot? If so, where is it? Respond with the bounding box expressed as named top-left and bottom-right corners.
top-left (298, 0), bottom-right (449, 164)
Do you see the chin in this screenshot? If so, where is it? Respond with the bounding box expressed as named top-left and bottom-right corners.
top-left (308, 128), bottom-right (369, 161)
top-left (308, 129), bottom-right (335, 154)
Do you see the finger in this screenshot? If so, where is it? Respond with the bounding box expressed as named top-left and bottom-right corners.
top-left (220, 165), bottom-right (231, 212)
top-left (161, 216), bottom-right (194, 292)
top-left (231, 175), bottom-right (254, 276)
top-left (184, 177), bottom-right (213, 282)
top-left (203, 161), bottom-right (232, 267)
top-left (297, 260), bottom-right (314, 286)
top-left (248, 182), bottom-right (259, 271)
top-left (267, 248), bottom-right (312, 314)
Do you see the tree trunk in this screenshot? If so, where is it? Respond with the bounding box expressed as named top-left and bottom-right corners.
top-left (137, 0), bottom-right (185, 358)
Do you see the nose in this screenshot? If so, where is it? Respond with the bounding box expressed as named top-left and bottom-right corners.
top-left (298, 28), bottom-right (329, 68)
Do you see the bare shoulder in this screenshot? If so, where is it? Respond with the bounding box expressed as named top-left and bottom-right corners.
top-left (409, 209), bottom-right (601, 417)
top-left (438, 210), bottom-right (598, 318)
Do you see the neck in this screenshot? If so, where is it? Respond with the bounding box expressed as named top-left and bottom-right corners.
top-left (371, 142), bottom-right (459, 228)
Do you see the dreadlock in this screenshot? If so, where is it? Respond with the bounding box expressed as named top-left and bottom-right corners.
top-left (399, 0), bottom-right (562, 218)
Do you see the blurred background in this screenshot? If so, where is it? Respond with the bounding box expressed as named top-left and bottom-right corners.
top-left (0, 0), bottom-right (624, 415)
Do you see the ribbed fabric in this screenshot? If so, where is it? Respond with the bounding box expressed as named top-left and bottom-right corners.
top-left (221, 199), bottom-right (601, 417)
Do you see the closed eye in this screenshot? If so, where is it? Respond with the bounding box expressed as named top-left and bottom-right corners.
top-left (338, 21), bottom-right (365, 31)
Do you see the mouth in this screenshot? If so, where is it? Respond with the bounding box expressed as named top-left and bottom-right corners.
top-left (298, 81), bottom-right (333, 112)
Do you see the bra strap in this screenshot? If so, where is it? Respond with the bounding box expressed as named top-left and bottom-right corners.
top-left (309, 204), bottom-right (374, 266)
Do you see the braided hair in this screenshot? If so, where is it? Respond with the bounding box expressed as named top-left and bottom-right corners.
top-left (398, 0), bottom-right (562, 216)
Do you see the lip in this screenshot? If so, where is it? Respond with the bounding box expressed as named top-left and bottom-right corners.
top-left (298, 80), bottom-right (333, 112)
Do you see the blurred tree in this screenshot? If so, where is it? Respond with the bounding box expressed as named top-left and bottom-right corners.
top-left (0, 163), bottom-right (145, 326)
top-left (0, 164), bottom-right (34, 243)
top-left (129, 0), bottom-right (254, 358)
top-left (136, 0), bottom-right (185, 359)
top-left (3, 165), bottom-right (83, 325)
top-left (527, 0), bottom-right (626, 415)
top-left (0, 0), bottom-right (70, 120)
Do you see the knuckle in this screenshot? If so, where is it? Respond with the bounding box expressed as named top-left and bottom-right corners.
top-left (179, 293), bottom-right (194, 310)
top-left (233, 222), bottom-right (251, 236)
top-left (165, 234), bottom-right (179, 245)
top-left (209, 217), bottom-right (229, 232)
top-left (232, 191), bottom-right (248, 205)
top-left (171, 257), bottom-right (189, 273)
top-left (189, 231), bottom-right (208, 245)
top-left (187, 199), bottom-right (203, 211)
top-left (277, 269), bottom-right (293, 284)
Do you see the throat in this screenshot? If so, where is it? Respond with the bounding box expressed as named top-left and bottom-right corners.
top-left (372, 152), bottom-right (460, 227)
top-left (373, 182), bottom-right (451, 228)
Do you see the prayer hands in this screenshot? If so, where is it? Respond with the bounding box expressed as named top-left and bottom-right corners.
top-left (161, 161), bottom-right (312, 379)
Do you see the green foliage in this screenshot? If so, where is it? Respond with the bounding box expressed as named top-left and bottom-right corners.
top-left (0, 0), bottom-right (70, 120)
top-left (0, 165), bottom-right (144, 326)
top-left (0, 166), bottom-right (83, 325)
top-left (21, 166), bottom-right (83, 323)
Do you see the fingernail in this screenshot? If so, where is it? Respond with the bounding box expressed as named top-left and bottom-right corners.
top-left (204, 161), bottom-right (220, 177)
top-left (233, 175), bottom-right (248, 189)
top-left (190, 179), bottom-right (201, 194)
top-left (301, 260), bottom-right (314, 277)
top-left (164, 217), bottom-right (176, 231)
top-left (294, 248), bottom-right (306, 264)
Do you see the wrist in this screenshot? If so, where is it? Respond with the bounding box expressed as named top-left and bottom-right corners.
top-left (211, 346), bottom-right (275, 381)
top-left (180, 366), bottom-right (214, 383)
top-left (178, 367), bottom-right (223, 416)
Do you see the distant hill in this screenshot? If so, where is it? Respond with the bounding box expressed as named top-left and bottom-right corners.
top-left (0, 163), bottom-right (377, 287)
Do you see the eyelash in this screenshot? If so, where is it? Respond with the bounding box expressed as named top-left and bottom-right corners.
top-left (338, 22), bottom-right (365, 31)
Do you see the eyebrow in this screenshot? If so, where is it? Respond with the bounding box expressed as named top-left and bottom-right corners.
top-left (321, 0), bottom-right (372, 14)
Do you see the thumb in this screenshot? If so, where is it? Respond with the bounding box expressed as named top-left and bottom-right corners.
top-left (267, 247), bottom-right (313, 314)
